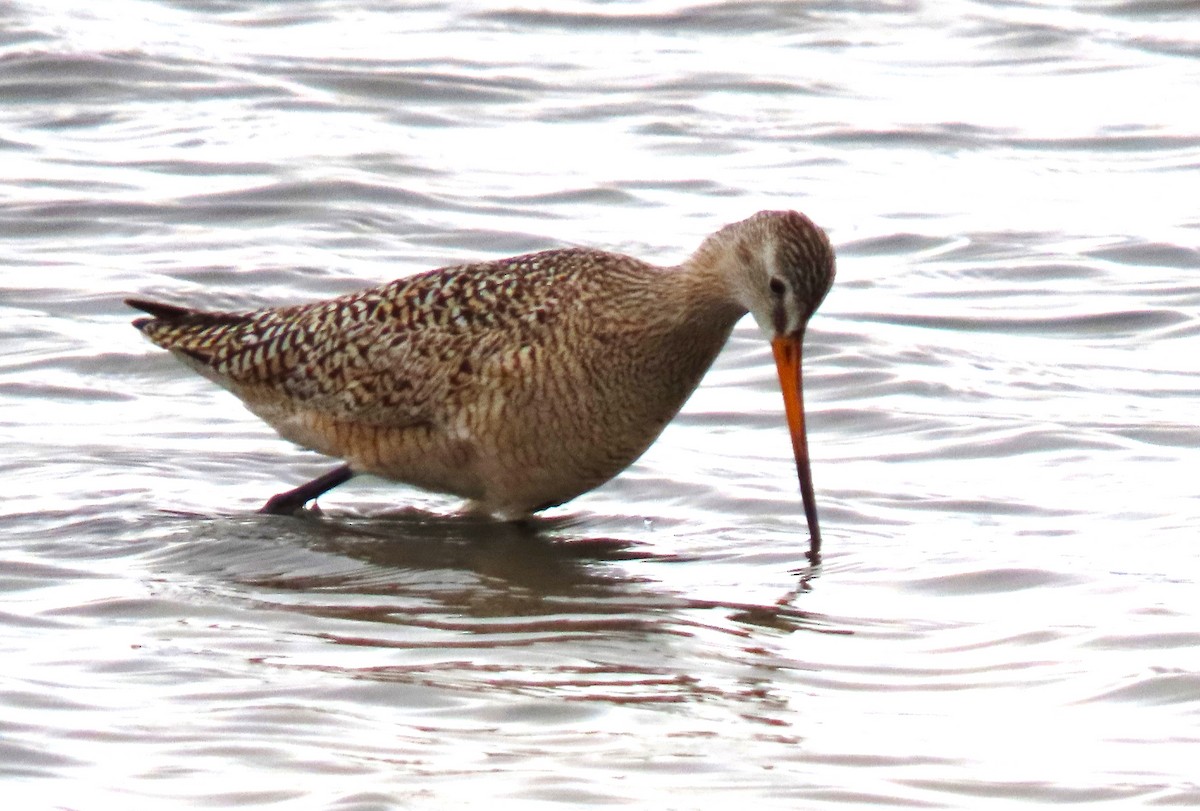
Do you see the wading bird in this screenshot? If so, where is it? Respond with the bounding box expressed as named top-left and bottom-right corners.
top-left (129, 210), bottom-right (835, 560)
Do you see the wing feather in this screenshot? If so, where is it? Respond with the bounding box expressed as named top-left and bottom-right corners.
top-left (127, 250), bottom-right (596, 428)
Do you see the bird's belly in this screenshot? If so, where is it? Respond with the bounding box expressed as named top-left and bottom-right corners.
top-left (368, 400), bottom-right (664, 517)
top-left (457, 387), bottom-right (676, 516)
top-left (251, 404), bottom-right (488, 502)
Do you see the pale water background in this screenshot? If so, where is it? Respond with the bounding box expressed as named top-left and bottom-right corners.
top-left (2, 1), bottom-right (1199, 808)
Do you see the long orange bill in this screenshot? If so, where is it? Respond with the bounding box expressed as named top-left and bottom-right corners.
top-left (771, 334), bottom-right (822, 564)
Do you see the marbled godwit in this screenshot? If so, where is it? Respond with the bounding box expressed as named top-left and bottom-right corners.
top-left (128, 210), bottom-right (835, 559)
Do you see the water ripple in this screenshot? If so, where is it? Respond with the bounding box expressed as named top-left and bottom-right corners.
top-left (3, 0), bottom-right (1199, 806)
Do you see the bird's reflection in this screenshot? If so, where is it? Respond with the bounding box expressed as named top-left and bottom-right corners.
top-left (154, 507), bottom-right (834, 636)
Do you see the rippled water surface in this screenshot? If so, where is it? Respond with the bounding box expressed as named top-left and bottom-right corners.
top-left (3, 0), bottom-right (1199, 807)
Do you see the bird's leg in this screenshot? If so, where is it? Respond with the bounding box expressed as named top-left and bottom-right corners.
top-left (259, 464), bottom-right (355, 515)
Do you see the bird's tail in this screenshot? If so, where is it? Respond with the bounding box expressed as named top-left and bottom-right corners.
top-left (125, 297), bottom-right (254, 366)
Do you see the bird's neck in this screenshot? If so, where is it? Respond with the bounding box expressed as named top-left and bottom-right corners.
top-left (675, 240), bottom-right (756, 325)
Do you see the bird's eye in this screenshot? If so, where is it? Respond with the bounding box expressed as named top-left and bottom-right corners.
top-left (768, 277), bottom-right (786, 297)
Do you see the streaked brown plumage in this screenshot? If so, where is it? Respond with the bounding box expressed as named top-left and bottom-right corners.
top-left (129, 210), bottom-right (835, 555)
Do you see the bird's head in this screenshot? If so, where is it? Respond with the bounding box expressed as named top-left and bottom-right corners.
top-left (718, 209), bottom-right (836, 339)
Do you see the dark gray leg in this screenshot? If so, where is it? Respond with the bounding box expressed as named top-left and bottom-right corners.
top-left (260, 464), bottom-right (355, 515)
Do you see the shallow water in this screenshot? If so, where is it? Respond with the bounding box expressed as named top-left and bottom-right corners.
top-left (3, 0), bottom-right (1200, 807)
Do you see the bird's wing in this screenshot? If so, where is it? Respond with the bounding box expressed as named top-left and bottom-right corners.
top-left (128, 253), bottom-right (578, 428)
